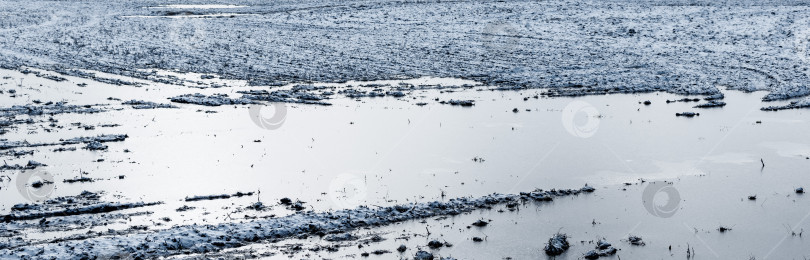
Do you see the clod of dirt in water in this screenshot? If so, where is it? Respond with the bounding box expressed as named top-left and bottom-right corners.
top-left (0, 102), bottom-right (105, 119)
top-left (246, 201), bottom-right (266, 210)
top-left (704, 93), bottom-right (725, 101)
top-left (31, 180), bottom-right (53, 188)
top-left (414, 250), bottom-right (434, 260)
top-left (175, 205), bottom-right (196, 212)
top-left (472, 219), bottom-right (489, 227)
top-left (442, 99), bottom-right (474, 106)
top-left (279, 199), bottom-right (307, 211)
top-left (0, 160), bottom-right (46, 171)
top-left (761, 98), bottom-right (810, 111)
top-left (666, 98), bottom-right (701, 103)
top-left (63, 176), bottom-right (94, 183)
top-left (239, 89), bottom-right (332, 106)
top-left (169, 93), bottom-right (255, 106)
top-left (370, 249), bottom-right (391, 255)
top-left (584, 239), bottom-right (618, 259)
top-left (628, 235), bottom-right (645, 246)
top-left (675, 112), bottom-right (700, 117)
top-left (184, 191), bottom-right (254, 202)
top-left (1, 191), bottom-right (161, 223)
top-left (52, 147), bottom-right (76, 152)
top-left (122, 100), bottom-right (178, 109)
top-left (544, 233), bottom-right (570, 256)
top-left (0, 149), bottom-right (33, 158)
top-left (324, 233), bottom-right (358, 242)
top-left (0, 134), bottom-right (127, 153)
top-left (427, 240), bottom-right (444, 249)
top-left (694, 100), bottom-right (727, 108)
top-left (84, 141), bottom-right (108, 150)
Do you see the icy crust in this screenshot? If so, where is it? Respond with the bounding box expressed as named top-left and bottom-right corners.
top-left (0, 186), bottom-right (595, 259)
top-left (0, 134), bottom-right (128, 150)
top-left (2, 1), bottom-right (810, 106)
top-left (761, 97), bottom-right (810, 111)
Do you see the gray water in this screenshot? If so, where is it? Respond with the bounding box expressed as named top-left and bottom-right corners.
top-left (1, 68), bottom-right (809, 259)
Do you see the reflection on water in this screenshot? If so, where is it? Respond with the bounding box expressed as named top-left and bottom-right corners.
top-left (1, 68), bottom-right (809, 259)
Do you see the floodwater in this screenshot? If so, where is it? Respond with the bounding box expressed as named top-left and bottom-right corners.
top-left (1, 68), bottom-right (809, 259)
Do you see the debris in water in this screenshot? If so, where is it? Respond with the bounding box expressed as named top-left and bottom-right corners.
top-left (84, 141), bottom-right (108, 150)
top-left (544, 233), bottom-right (570, 256)
top-left (628, 235), bottom-right (645, 246)
top-left (427, 240), bottom-right (444, 248)
top-left (169, 93), bottom-right (255, 106)
top-left (471, 219), bottom-right (489, 227)
top-left (694, 100), bottom-right (726, 108)
top-left (442, 99), bottom-right (474, 106)
top-left (122, 100), bottom-right (178, 109)
top-left (675, 112), bottom-right (700, 117)
top-left (184, 191), bottom-right (254, 202)
top-left (414, 250), bottom-right (434, 260)
top-left (584, 239), bottom-right (618, 259)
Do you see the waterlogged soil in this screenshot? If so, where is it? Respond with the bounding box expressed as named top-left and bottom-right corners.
top-left (0, 65), bottom-right (809, 259)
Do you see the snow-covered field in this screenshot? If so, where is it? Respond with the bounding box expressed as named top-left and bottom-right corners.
top-left (3, 0), bottom-right (810, 103)
top-left (2, 0), bottom-right (810, 259)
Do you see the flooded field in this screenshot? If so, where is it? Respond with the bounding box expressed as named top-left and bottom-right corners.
top-left (0, 67), bottom-right (808, 259)
top-left (2, 0), bottom-right (810, 259)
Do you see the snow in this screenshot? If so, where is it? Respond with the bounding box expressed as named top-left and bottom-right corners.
top-left (1, 0), bottom-right (810, 108)
top-left (0, 186), bottom-right (594, 258)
